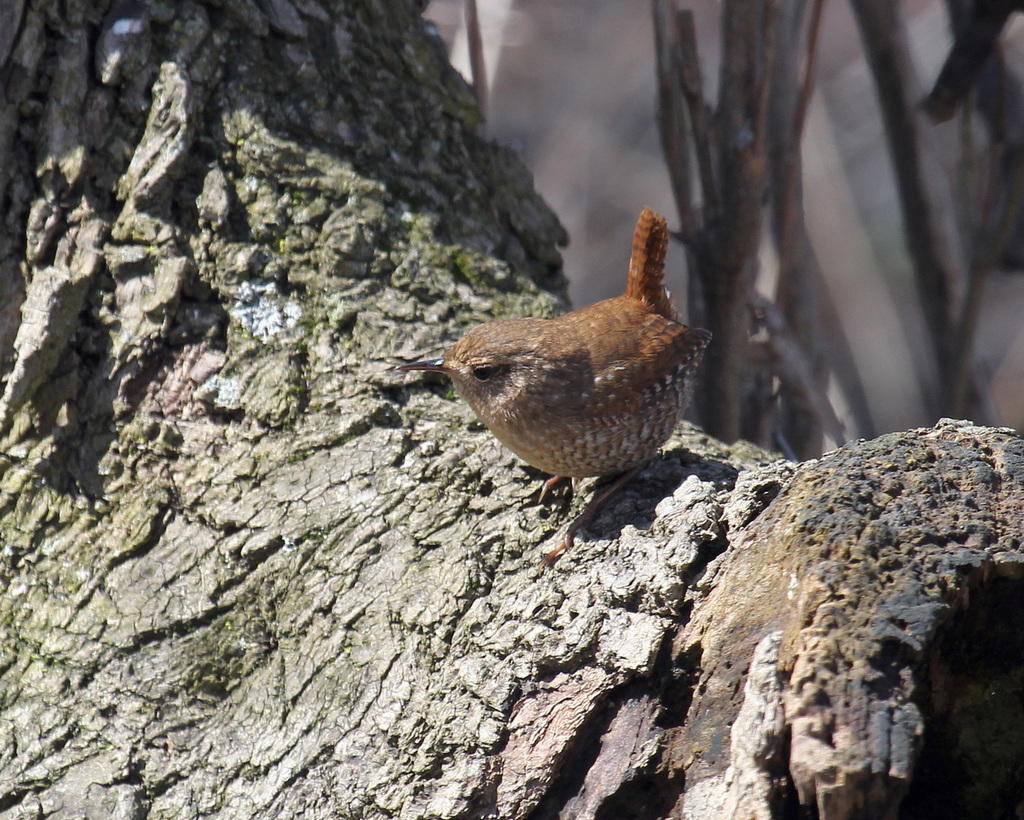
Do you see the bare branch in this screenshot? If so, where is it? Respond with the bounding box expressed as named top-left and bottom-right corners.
top-left (715, 0), bottom-right (777, 275)
top-left (773, 0), bottom-right (824, 278)
top-left (465, 0), bottom-right (488, 118)
top-left (817, 279), bottom-right (878, 438)
top-left (751, 291), bottom-right (846, 446)
top-left (696, 0), bottom-right (777, 443)
top-left (849, 0), bottom-right (969, 414)
top-left (654, 0), bottom-right (779, 444)
top-left (950, 145), bottom-right (1024, 416)
top-left (677, 7), bottom-right (719, 230)
top-left (767, 0), bottom-right (828, 457)
top-left (924, 0), bottom-right (1015, 122)
top-left (793, 0), bottom-right (824, 147)
top-left (653, 0), bottom-right (699, 241)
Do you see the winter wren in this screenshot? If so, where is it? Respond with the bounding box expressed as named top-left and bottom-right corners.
top-left (398, 207), bottom-right (710, 562)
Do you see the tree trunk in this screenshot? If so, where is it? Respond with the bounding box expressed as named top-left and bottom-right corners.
top-left (1, 3), bottom-right (1023, 820)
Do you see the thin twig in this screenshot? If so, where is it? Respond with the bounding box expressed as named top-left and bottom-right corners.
top-left (775, 0), bottom-right (824, 275)
top-left (751, 1), bottom-right (779, 160)
top-left (769, 0), bottom-right (828, 456)
top-left (751, 292), bottom-right (847, 446)
top-left (465, 0), bottom-right (487, 118)
top-left (793, 0), bottom-right (824, 146)
top-left (816, 272), bottom-right (877, 438)
top-left (849, 0), bottom-right (968, 414)
top-left (653, 0), bottom-right (698, 240)
top-left (949, 143), bottom-right (1024, 416)
top-left (924, 0), bottom-right (1015, 122)
top-left (980, 40), bottom-right (1008, 227)
top-left (676, 9), bottom-right (719, 227)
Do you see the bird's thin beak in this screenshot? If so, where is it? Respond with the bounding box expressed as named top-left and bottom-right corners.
top-left (395, 357), bottom-right (447, 373)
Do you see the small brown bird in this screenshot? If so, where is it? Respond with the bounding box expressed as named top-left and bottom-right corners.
top-left (398, 208), bottom-right (710, 562)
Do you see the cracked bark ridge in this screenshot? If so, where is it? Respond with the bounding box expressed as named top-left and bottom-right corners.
top-left (676, 418), bottom-right (1024, 820)
top-left (113, 60), bottom-right (195, 242)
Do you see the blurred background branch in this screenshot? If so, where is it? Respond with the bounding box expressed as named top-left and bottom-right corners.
top-left (425, 0), bottom-right (1024, 456)
top-left (851, 0), bottom-right (971, 416)
top-left (653, 0), bottom-right (778, 445)
top-left (464, 0), bottom-right (489, 118)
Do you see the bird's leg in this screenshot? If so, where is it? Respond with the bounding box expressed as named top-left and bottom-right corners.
top-left (537, 475), bottom-right (574, 505)
top-left (543, 467), bottom-right (641, 565)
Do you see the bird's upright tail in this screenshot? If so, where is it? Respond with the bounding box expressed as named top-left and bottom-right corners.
top-left (626, 207), bottom-right (677, 321)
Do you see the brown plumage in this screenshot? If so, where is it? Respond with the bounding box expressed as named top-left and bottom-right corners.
top-left (398, 207), bottom-right (710, 561)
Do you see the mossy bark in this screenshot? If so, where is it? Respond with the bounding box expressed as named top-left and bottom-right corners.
top-left (676, 419), bottom-right (1024, 820)
top-left (1, 3), bottom-right (1023, 820)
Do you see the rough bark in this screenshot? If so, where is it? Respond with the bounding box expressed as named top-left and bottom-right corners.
top-left (2, 3), bottom-right (1023, 820)
top-left (676, 418), bottom-right (1024, 820)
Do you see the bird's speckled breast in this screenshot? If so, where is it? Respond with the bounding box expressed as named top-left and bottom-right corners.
top-left (501, 386), bottom-right (686, 476)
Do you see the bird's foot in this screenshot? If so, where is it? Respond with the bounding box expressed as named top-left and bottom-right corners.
top-left (542, 467), bottom-right (640, 565)
top-left (536, 474), bottom-right (576, 505)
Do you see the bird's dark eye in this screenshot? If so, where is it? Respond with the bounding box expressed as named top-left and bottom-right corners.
top-left (472, 365), bottom-right (498, 382)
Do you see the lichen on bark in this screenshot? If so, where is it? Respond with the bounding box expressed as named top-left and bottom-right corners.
top-left (0, 2), bottom-right (768, 820)
top-left (0, 1), bottom-right (591, 816)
